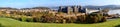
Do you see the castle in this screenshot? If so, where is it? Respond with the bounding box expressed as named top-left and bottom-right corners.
top-left (58, 6), bottom-right (87, 14)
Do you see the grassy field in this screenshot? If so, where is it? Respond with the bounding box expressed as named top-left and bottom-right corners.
top-left (0, 17), bottom-right (120, 27)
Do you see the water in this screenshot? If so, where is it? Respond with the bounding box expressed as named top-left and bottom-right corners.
top-left (108, 9), bottom-right (120, 14)
top-left (108, 9), bottom-right (120, 20)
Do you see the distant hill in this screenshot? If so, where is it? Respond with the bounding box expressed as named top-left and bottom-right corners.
top-left (83, 5), bottom-right (120, 10)
top-left (0, 7), bottom-right (18, 10)
top-left (49, 7), bottom-right (59, 10)
top-left (50, 5), bottom-right (120, 10)
top-left (21, 7), bottom-right (51, 10)
top-left (0, 6), bottom-right (51, 10)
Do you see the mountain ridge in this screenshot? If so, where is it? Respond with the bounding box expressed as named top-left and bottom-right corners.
top-left (50, 5), bottom-right (120, 10)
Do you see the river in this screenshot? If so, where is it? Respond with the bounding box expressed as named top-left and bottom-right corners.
top-left (108, 9), bottom-right (120, 14)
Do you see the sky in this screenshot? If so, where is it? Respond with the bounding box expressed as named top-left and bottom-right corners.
top-left (0, 0), bottom-right (120, 8)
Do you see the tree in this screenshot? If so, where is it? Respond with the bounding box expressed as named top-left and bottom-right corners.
top-left (21, 15), bottom-right (27, 22)
top-left (86, 13), bottom-right (106, 23)
top-left (77, 15), bottom-right (86, 23)
top-left (41, 13), bottom-right (55, 23)
top-left (70, 16), bottom-right (77, 23)
top-left (62, 18), bottom-right (66, 24)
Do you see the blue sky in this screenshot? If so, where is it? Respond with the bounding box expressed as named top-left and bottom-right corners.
top-left (0, 0), bottom-right (120, 8)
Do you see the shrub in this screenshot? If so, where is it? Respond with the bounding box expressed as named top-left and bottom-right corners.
top-left (26, 18), bottom-right (33, 22)
top-left (33, 18), bottom-right (41, 22)
top-left (54, 16), bottom-right (63, 23)
top-left (68, 16), bottom-right (77, 23)
top-left (100, 16), bottom-right (107, 22)
top-left (41, 13), bottom-right (55, 23)
top-left (21, 16), bottom-right (27, 22)
top-left (0, 23), bottom-right (1, 27)
top-left (41, 16), bottom-right (55, 23)
top-left (77, 15), bottom-right (86, 23)
top-left (0, 23), bottom-right (3, 27)
top-left (62, 19), bottom-right (66, 24)
top-left (86, 13), bottom-right (106, 23)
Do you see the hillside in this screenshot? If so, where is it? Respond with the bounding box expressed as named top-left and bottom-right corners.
top-left (83, 5), bottom-right (120, 10)
top-left (0, 17), bottom-right (120, 27)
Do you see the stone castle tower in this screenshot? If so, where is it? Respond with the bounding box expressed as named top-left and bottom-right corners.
top-left (58, 6), bottom-right (85, 14)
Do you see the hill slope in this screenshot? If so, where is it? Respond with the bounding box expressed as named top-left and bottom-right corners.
top-left (0, 17), bottom-right (120, 27)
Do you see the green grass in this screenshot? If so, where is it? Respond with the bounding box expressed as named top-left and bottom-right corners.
top-left (0, 17), bottom-right (120, 27)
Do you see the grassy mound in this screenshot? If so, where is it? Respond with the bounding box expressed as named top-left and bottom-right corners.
top-left (0, 17), bottom-right (120, 27)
